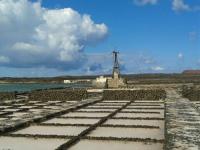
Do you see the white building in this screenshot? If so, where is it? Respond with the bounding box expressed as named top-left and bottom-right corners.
top-left (92, 76), bottom-right (108, 88)
top-left (96, 76), bottom-right (107, 83)
top-left (63, 80), bottom-right (71, 84)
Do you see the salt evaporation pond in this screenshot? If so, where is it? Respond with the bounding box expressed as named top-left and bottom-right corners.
top-left (87, 105), bottom-right (122, 108)
top-left (94, 102), bottom-right (127, 106)
top-left (77, 108), bottom-right (117, 112)
top-left (104, 119), bottom-right (164, 129)
top-left (0, 136), bottom-right (68, 150)
top-left (126, 106), bottom-right (164, 109)
top-left (62, 112), bottom-right (109, 117)
top-left (88, 127), bottom-right (164, 140)
top-left (13, 125), bottom-right (88, 136)
top-left (43, 118), bottom-right (101, 125)
top-left (102, 100), bottom-right (130, 103)
top-left (69, 139), bottom-right (163, 150)
top-left (121, 108), bottom-right (163, 113)
top-left (113, 112), bottom-right (164, 118)
top-left (0, 106), bottom-right (12, 109)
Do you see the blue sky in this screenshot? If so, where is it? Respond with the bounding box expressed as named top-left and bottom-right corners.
top-left (0, 0), bottom-right (200, 76)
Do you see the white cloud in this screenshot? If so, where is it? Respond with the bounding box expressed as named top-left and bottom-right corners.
top-left (151, 66), bottom-right (164, 71)
top-left (172, 0), bottom-right (190, 11)
top-left (178, 52), bottom-right (184, 59)
top-left (0, 0), bottom-right (108, 71)
top-left (84, 53), bottom-right (112, 74)
top-left (0, 56), bottom-right (10, 63)
top-left (134, 0), bottom-right (158, 6)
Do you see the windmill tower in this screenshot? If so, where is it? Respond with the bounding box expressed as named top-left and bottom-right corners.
top-left (107, 50), bottom-right (126, 88)
top-left (112, 51), bottom-right (120, 79)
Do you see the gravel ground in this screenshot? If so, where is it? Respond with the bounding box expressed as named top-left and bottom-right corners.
top-left (165, 89), bottom-right (200, 150)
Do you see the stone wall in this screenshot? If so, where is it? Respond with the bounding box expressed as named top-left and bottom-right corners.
top-left (103, 89), bottom-right (166, 100)
top-left (29, 89), bottom-right (88, 101)
top-left (0, 92), bottom-right (16, 100)
top-left (107, 78), bottom-right (126, 88)
top-left (182, 86), bottom-right (200, 101)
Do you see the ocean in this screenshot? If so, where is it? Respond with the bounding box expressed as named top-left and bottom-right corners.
top-left (0, 83), bottom-right (91, 92)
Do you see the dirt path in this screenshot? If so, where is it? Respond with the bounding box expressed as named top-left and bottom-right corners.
top-left (165, 89), bottom-right (200, 150)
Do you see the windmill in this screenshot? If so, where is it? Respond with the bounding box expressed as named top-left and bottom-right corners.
top-left (112, 51), bottom-right (120, 79)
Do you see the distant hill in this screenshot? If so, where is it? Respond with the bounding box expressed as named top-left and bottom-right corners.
top-left (182, 70), bottom-right (200, 74)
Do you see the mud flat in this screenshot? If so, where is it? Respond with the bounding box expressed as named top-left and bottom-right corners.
top-left (0, 136), bottom-right (68, 150)
top-left (69, 139), bottom-right (163, 150)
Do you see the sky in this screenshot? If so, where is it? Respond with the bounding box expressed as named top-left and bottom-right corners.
top-left (0, 0), bottom-right (200, 77)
